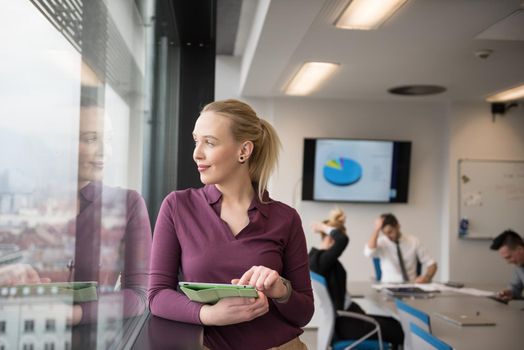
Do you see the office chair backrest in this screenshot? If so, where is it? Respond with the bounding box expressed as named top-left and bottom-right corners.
top-left (310, 271), bottom-right (386, 350)
top-left (410, 323), bottom-right (452, 350)
top-left (395, 298), bottom-right (431, 350)
top-left (310, 271), bottom-right (335, 350)
top-left (372, 257), bottom-right (382, 281)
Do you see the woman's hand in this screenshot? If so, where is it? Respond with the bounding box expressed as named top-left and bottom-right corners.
top-left (199, 291), bottom-right (269, 326)
top-left (233, 265), bottom-right (288, 300)
top-left (0, 264), bottom-right (50, 285)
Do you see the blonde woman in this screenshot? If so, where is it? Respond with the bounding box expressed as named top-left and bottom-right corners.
top-left (309, 208), bottom-right (403, 349)
top-left (148, 99), bottom-right (313, 349)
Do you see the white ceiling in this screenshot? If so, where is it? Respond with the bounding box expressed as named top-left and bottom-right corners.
top-left (234, 0), bottom-right (524, 102)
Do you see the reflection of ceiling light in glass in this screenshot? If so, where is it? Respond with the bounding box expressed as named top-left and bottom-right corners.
top-left (284, 62), bottom-right (339, 96)
top-left (335, 0), bottom-right (408, 30)
top-left (486, 83), bottom-right (524, 102)
top-left (388, 85), bottom-right (446, 96)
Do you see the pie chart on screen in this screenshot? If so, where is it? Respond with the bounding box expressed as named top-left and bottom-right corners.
top-left (323, 157), bottom-right (362, 186)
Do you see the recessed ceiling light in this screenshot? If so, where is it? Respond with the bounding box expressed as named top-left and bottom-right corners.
top-left (284, 62), bottom-right (339, 96)
top-left (388, 85), bottom-right (446, 96)
top-left (486, 83), bottom-right (524, 102)
top-left (335, 0), bottom-right (408, 30)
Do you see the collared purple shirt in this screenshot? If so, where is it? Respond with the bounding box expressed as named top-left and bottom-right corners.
top-left (148, 185), bottom-right (314, 350)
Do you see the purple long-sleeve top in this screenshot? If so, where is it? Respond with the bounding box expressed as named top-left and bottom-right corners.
top-left (73, 182), bottom-right (151, 323)
top-left (148, 185), bottom-right (314, 350)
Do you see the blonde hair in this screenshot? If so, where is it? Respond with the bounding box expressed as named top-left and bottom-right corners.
top-left (201, 99), bottom-right (281, 201)
top-left (323, 207), bottom-right (347, 234)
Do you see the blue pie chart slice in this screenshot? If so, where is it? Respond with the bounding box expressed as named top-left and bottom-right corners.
top-left (323, 157), bottom-right (362, 186)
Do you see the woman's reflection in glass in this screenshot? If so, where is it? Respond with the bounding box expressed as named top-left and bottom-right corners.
top-left (69, 92), bottom-right (151, 324)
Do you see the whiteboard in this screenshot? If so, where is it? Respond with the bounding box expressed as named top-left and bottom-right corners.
top-left (458, 159), bottom-right (524, 239)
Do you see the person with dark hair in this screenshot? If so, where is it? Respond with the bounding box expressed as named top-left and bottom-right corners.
top-left (490, 229), bottom-right (524, 301)
top-left (364, 213), bottom-right (437, 283)
top-left (148, 99), bottom-right (313, 350)
top-left (309, 209), bottom-right (404, 349)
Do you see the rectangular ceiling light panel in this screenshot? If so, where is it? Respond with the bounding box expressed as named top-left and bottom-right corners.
top-left (487, 83), bottom-right (524, 102)
top-left (335, 0), bottom-right (408, 30)
top-left (284, 62), bottom-right (339, 96)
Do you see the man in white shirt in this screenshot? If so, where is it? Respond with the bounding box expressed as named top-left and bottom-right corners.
top-left (364, 213), bottom-right (437, 283)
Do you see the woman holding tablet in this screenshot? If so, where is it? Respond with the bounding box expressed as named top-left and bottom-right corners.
top-left (148, 99), bottom-right (313, 349)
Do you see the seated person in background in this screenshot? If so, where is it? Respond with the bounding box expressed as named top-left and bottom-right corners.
top-left (490, 229), bottom-right (524, 301)
top-left (364, 213), bottom-right (437, 283)
top-left (309, 208), bottom-right (403, 348)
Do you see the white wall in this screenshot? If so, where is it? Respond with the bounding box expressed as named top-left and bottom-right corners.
top-left (270, 98), bottom-right (447, 281)
top-left (216, 57), bottom-right (448, 282)
top-left (216, 56), bottom-right (524, 285)
top-left (447, 102), bottom-right (524, 283)
top-left (216, 56), bottom-right (241, 101)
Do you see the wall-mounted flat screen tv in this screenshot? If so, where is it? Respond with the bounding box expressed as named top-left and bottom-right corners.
top-left (302, 138), bottom-right (411, 203)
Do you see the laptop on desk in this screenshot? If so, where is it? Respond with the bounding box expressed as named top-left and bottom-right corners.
top-left (433, 312), bottom-right (496, 326)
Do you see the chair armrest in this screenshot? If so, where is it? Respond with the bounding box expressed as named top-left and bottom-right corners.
top-left (335, 311), bottom-right (383, 350)
top-left (336, 310), bottom-right (380, 327)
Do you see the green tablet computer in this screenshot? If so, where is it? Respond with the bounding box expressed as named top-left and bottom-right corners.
top-left (3, 281), bottom-right (98, 303)
top-left (178, 282), bottom-right (258, 304)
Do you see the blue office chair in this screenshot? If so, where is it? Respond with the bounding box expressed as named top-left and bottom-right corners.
top-left (372, 257), bottom-right (382, 282)
top-left (409, 323), bottom-right (452, 350)
top-left (310, 271), bottom-right (388, 350)
top-left (394, 298), bottom-right (431, 350)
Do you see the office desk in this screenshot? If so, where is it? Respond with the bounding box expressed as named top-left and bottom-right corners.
top-left (348, 281), bottom-right (504, 297)
top-left (406, 296), bottom-right (524, 350)
top-left (348, 282), bottom-right (524, 350)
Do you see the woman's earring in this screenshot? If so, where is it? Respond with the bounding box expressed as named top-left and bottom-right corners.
top-left (239, 156), bottom-right (246, 164)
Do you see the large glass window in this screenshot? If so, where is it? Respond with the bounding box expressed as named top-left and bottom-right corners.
top-left (0, 0), bottom-right (155, 348)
